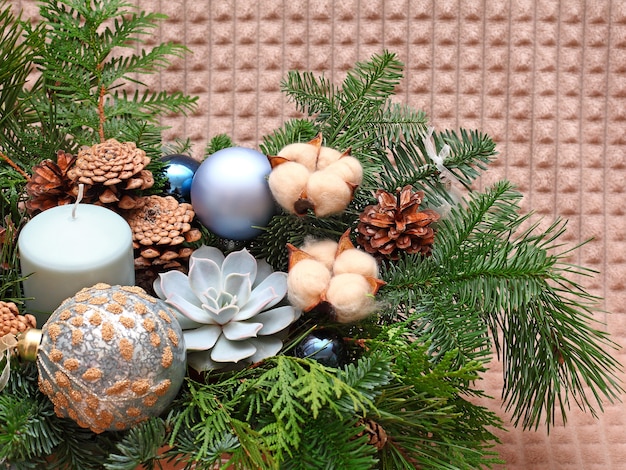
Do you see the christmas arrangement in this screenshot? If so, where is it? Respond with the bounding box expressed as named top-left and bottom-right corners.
top-left (0, 1), bottom-right (623, 469)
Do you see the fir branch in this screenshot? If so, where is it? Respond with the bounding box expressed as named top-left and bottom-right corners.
top-left (204, 134), bottom-right (235, 156)
top-left (334, 350), bottom-right (392, 411)
top-left (103, 418), bottom-right (167, 470)
top-left (281, 71), bottom-right (336, 118)
top-left (6, 0), bottom-right (197, 162)
top-left (435, 128), bottom-right (497, 186)
top-left (382, 181), bottom-right (623, 430)
top-left (281, 413), bottom-right (378, 470)
top-left (0, 363), bottom-right (60, 467)
top-left (259, 119), bottom-right (319, 156)
top-left (280, 51), bottom-right (415, 159)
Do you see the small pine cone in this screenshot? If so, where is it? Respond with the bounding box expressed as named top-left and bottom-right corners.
top-left (0, 301), bottom-right (36, 338)
top-left (356, 185), bottom-right (440, 260)
top-left (67, 139), bottom-right (154, 211)
top-left (125, 195), bottom-right (201, 273)
top-left (25, 150), bottom-right (77, 215)
top-left (356, 418), bottom-right (388, 451)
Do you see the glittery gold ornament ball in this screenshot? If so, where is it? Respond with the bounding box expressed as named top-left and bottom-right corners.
top-left (37, 283), bottom-right (186, 434)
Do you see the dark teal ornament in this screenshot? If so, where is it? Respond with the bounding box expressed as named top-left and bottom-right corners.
top-left (161, 154), bottom-right (200, 203)
top-left (295, 330), bottom-right (348, 368)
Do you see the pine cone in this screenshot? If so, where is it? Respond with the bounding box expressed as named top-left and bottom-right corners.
top-left (125, 195), bottom-right (201, 274)
top-left (356, 185), bottom-right (440, 260)
top-left (0, 301), bottom-right (36, 338)
top-left (355, 418), bottom-right (388, 451)
top-left (25, 150), bottom-right (77, 215)
top-left (67, 139), bottom-right (153, 211)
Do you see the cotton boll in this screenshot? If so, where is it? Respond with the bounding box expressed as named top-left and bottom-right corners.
top-left (316, 146), bottom-right (343, 170)
top-left (268, 161), bottom-right (310, 213)
top-left (324, 273), bottom-right (377, 323)
top-left (278, 143), bottom-right (319, 171)
top-left (300, 238), bottom-right (339, 270)
top-left (333, 248), bottom-right (379, 278)
top-left (325, 156), bottom-right (363, 186)
top-left (306, 170), bottom-right (353, 217)
top-left (287, 258), bottom-right (332, 311)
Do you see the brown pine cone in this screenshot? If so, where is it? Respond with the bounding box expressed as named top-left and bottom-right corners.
top-left (124, 195), bottom-right (201, 271)
top-left (355, 418), bottom-right (388, 451)
top-left (67, 139), bottom-right (153, 210)
top-left (356, 185), bottom-right (440, 260)
top-left (25, 150), bottom-right (77, 215)
top-left (0, 301), bottom-right (36, 338)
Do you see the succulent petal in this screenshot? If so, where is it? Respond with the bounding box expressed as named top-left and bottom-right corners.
top-left (211, 335), bottom-right (256, 363)
top-left (189, 257), bottom-right (222, 297)
top-left (168, 292), bottom-right (216, 324)
top-left (153, 270), bottom-right (191, 301)
top-left (247, 336), bottom-right (284, 363)
top-left (253, 259), bottom-right (274, 287)
top-left (256, 305), bottom-right (298, 335)
top-left (222, 248), bottom-right (257, 282)
top-left (253, 272), bottom-right (288, 306)
top-left (204, 303), bottom-right (239, 325)
top-left (183, 324), bottom-right (222, 350)
top-left (187, 350), bottom-right (223, 372)
top-left (233, 285), bottom-right (280, 321)
top-left (222, 321), bottom-right (263, 340)
top-left (191, 245), bottom-right (225, 266)
top-left (223, 272), bottom-right (252, 306)
top-left (154, 271), bottom-right (205, 329)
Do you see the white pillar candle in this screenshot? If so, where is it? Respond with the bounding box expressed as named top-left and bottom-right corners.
top-left (18, 201), bottom-right (135, 326)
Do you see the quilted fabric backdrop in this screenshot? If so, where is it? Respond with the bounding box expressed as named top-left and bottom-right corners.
top-left (14, 1), bottom-right (626, 468)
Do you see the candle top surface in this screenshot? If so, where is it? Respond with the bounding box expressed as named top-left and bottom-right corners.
top-left (18, 204), bottom-right (133, 271)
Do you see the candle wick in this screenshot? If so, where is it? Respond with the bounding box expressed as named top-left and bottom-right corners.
top-left (72, 184), bottom-right (85, 219)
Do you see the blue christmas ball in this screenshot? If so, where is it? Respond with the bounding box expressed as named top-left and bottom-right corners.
top-left (161, 154), bottom-right (200, 203)
top-left (190, 147), bottom-right (276, 240)
top-left (295, 330), bottom-right (348, 368)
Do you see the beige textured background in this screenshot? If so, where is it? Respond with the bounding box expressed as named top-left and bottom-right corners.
top-left (13, 0), bottom-right (626, 468)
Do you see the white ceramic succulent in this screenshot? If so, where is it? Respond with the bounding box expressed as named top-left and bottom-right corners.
top-left (153, 245), bottom-right (300, 371)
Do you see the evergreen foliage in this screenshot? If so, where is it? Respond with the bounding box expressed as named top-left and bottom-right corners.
top-left (0, 0), bottom-right (197, 175)
top-left (0, 1), bottom-right (622, 469)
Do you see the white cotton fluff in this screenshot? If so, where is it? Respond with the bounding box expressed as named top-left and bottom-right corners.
top-left (316, 146), bottom-right (343, 170)
top-left (324, 156), bottom-right (363, 186)
top-left (268, 161), bottom-right (310, 213)
top-left (306, 170), bottom-right (353, 217)
top-left (287, 258), bottom-right (332, 311)
top-left (278, 142), bottom-right (319, 171)
top-left (300, 238), bottom-right (339, 270)
top-left (325, 273), bottom-right (377, 323)
top-left (333, 248), bottom-right (379, 278)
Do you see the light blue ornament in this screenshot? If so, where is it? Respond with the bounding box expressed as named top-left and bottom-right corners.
top-left (190, 147), bottom-right (276, 240)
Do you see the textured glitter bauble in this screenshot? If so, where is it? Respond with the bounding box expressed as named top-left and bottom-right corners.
top-left (36, 283), bottom-right (186, 434)
top-left (161, 154), bottom-right (200, 203)
top-left (190, 147), bottom-right (276, 240)
top-left (294, 330), bottom-right (348, 368)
